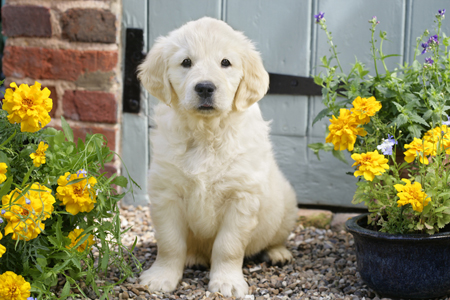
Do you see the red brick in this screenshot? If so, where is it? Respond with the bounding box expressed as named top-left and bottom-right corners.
top-left (46, 86), bottom-right (57, 118)
top-left (52, 124), bottom-right (117, 152)
top-left (3, 46), bottom-right (118, 81)
top-left (2, 5), bottom-right (52, 37)
top-left (61, 8), bottom-right (116, 43)
top-left (63, 90), bottom-right (117, 123)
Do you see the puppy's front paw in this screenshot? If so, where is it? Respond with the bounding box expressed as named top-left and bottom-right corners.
top-left (208, 271), bottom-right (248, 298)
top-left (140, 265), bottom-right (181, 292)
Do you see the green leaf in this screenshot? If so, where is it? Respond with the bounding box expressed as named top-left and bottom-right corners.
top-left (392, 101), bottom-right (404, 111)
top-left (71, 258), bottom-right (82, 271)
top-left (434, 206), bottom-right (449, 213)
top-left (52, 259), bottom-right (71, 273)
top-left (36, 257), bottom-right (47, 268)
top-left (332, 149), bottom-right (348, 164)
top-left (409, 113), bottom-right (429, 127)
top-left (412, 60), bottom-right (421, 72)
top-left (312, 108), bottom-right (331, 126)
top-left (50, 252), bottom-right (70, 260)
top-left (0, 130), bottom-right (16, 147)
top-left (314, 75), bottom-right (324, 87)
top-left (381, 54), bottom-right (401, 59)
top-left (47, 236), bottom-right (60, 248)
top-left (54, 216), bottom-right (64, 245)
top-left (61, 116), bottom-right (74, 142)
top-left (424, 222), bottom-right (433, 230)
top-left (59, 280), bottom-right (72, 299)
top-left (321, 55), bottom-right (329, 68)
top-left (444, 37), bottom-right (450, 47)
top-left (392, 114), bottom-right (409, 127)
top-left (408, 124), bottom-right (423, 138)
top-left (94, 141), bottom-right (104, 170)
top-left (0, 176), bottom-right (13, 200)
top-left (423, 110), bottom-right (433, 121)
top-left (112, 175), bottom-right (128, 188)
top-left (66, 144), bottom-right (74, 155)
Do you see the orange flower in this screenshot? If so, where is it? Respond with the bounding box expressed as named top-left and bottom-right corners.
top-left (326, 108), bottom-right (367, 151)
top-left (351, 150), bottom-right (389, 181)
top-left (404, 138), bottom-right (435, 164)
top-left (350, 96), bottom-right (382, 124)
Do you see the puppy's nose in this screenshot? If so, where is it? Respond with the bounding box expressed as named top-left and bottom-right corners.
top-left (195, 82), bottom-right (216, 98)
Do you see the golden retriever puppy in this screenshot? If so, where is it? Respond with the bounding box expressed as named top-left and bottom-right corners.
top-left (138, 17), bottom-right (297, 298)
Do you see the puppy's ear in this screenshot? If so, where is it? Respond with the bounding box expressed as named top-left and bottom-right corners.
top-left (233, 48), bottom-right (269, 111)
top-left (138, 37), bottom-right (173, 105)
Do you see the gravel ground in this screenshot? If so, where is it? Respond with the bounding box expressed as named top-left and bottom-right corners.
top-left (94, 204), bottom-right (449, 300)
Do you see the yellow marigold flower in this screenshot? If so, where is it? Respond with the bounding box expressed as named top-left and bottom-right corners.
top-left (423, 125), bottom-right (450, 154)
top-left (66, 228), bottom-right (95, 252)
top-left (29, 141), bottom-right (48, 167)
top-left (395, 179), bottom-right (430, 212)
top-left (326, 108), bottom-right (367, 151)
top-left (0, 163), bottom-right (7, 184)
top-left (2, 183), bottom-right (55, 241)
top-left (350, 96), bottom-right (382, 124)
top-left (56, 170), bottom-right (97, 215)
top-left (2, 81), bottom-right (53, 133)
top-left (0, 271), bottom-right (31, 300)
top-left (0, 232), bottom-right (6, 258)
top-left (404, 137), bottom-right (436, 165)
top-left (351, 150), bottom-right (389, 181)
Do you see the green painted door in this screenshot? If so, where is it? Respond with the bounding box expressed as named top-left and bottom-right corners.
top-left (121, 0), bottom-right (450, 208)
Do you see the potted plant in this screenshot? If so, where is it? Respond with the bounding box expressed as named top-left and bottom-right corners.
top-left (0, 81), bottom-right (140, 299)
top-left (310, 9), bottom-right (450, 299)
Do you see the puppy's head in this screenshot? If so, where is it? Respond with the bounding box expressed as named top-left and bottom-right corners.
top-left (138, 17), bottom-right (269, 116)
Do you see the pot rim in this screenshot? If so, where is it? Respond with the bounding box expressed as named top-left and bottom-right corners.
top-left (345, 213), bottom-right (450, 241)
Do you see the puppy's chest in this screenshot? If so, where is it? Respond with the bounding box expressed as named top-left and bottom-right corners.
top-left (182, 172), bottom-right (232, 238)
top-left (177, 139), bottom-right (238, 177)
top-left (178, 145), bottom-right (238, 237)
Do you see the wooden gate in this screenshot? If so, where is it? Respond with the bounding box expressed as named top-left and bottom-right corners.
top-left (121, 0), bottom-right (450, 208)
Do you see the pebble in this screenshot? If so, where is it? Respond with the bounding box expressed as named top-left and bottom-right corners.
top-left (59, 204), bottom-right (450, 300)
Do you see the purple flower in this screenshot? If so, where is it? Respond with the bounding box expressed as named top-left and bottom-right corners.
top-left (0, 218), bottom-right (3, 224)
top-left (25, 198), bottom-right (31, 205)
top-left (439, 9), bottom-right (446, 16)
top-left (387, 134), bottom-right (398, 145)
top-left (421, 42), bottom-right (429, 54)
top-left (77, 169), bottom-right (87, 178)
top-left (425, 57), bottom-right (434, 65)
top-left (377, 135), bottom-right (397, 155)
top-left (443, 116), bottom-right (450, 126)
top-left (369, 16), bottom-right (380, 24)
top-left (314, 12), bottom-right (325, 23)
top-left (1, 210), bottom-right (5, 215)
top-left (428, 34), bottom-right (439, 44)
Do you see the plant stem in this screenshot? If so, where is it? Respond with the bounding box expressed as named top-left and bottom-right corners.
top-left (370, 25), bottom-right (380, 78)
top-left (321, 23), bottom-right (344, 73)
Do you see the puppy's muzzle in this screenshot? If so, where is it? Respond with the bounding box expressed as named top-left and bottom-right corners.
top-left (195, 81), bottom-right (216, 110)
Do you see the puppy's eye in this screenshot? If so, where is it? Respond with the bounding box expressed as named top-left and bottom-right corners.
top-left (181, 58), bottom-right (192, 68)
top-left (221, 59), bottom-right (231, 67)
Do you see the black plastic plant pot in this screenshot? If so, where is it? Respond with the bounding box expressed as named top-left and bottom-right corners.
top-left (345, 214), bottom-right (450, 299)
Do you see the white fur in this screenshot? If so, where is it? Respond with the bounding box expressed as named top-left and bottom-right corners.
top-left (138, 17), bottom-right (297, 298)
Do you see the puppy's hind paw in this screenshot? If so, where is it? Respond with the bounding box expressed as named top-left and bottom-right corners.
top-left (266, 245), bottom-right (293, 266)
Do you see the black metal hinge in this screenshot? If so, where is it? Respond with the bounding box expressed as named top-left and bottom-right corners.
top-left (267, 73), bottom-right (322, 96)
top-left (123, 28), bottom-right (320, 109)
top-left (123, 28), bottom-right (145, 113)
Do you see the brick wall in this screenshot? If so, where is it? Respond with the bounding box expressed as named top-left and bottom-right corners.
top-left (2, 0), bottom-right (122, 176)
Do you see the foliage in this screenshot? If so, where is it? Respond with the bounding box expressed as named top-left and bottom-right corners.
top-left (311, 10), bottom-right (450, 234)
top-left (0, 81), bottom-right (140, 299)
